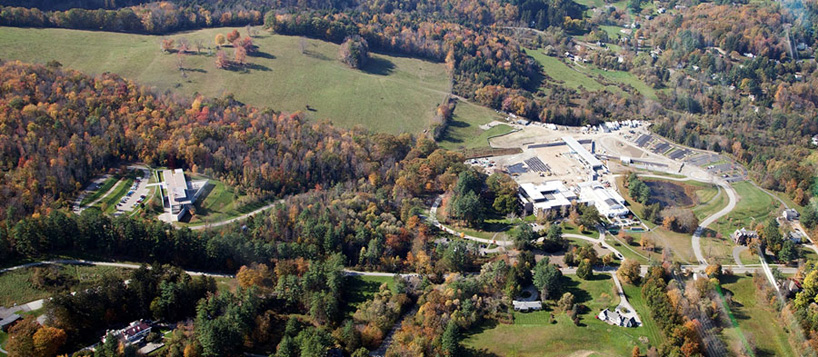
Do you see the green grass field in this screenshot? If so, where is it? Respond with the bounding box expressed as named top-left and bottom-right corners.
top-left (184, 177), bottom-right (248, 226)
top-left (343, 275), bottom-right (397, 317)
top-left (0, 26), bottom-right (453, 134)
top-left (710, 182), bottom-right (780, 238)
top-left (0, 264), bottom-right (129, 307)
top-left (89, 177), bottom-right (134, 213)
top-left (80, 175), bottom-right (118, 206)
top-left (525, 48), bottom-right (609, 92)
top-left (438, 101), bottom-right (510, 151)
top-left (0, 330), bottom-right (7, 357)
top-left (464, 274), bottom-right (657, 356)
top-left (719, 275), bottom-right (797, 357)
top-left (524, 46), bottom-right (658, 100)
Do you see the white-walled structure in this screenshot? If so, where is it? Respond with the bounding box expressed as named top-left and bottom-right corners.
top-left (160, 169), bottom-right (208, 221)
top-left (578, 181), bottom-right (629, 218)
top-left (519, 181), bottom-right (577, 216)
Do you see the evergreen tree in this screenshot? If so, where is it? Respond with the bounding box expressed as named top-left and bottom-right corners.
top-left (441, 320), bottom-right (460, 356)
top-left (577, 259), bottom-right (593, 280)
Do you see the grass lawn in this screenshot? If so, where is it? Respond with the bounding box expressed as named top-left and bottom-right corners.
top-left (0, 264), bottom-right (130, 307)
top-left (692, 185), bottom-right (728, 221)
top-left (183, 177), bottom-right (252, 226)
top-left (0, 330), bottom-right (6, 357)
top-left (710, 181), bottom-right (780, 239)
top-left (464, 275), bottom-right (657, 356)
top-left (719, 275), bottom-right (797, 357)
top-left (80, 175), bottom-right (118, 206)
top-left (343, 275), bottom-right (397, 317)
top-left (438, 102), bottom-right (507, 151)
top-left (599, 25), bottom-right (625, 40)
top-left (97, 177), bottom-right (135, 213)
top-left (0, 26), bottom-right (453, 135)
top-left (582, 64), bottom-right (658, 100)
top-left (606, 234), bottom-right (656, 264)
top-left (700, 230), bottom-right (739, 265)
top-left (562, 221), bottom-right (600, 239)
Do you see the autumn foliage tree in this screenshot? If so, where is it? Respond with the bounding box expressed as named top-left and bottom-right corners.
top-left (6, 316), bottom-right (67, 357)
top-left (339, 35), bottom-right (369, 69)
top-left (161, 38), bottom-right (175, 53)
top-left (215, 33), bottom-right (226, 47)
top-left (226, 29), bottom-right (240, 43)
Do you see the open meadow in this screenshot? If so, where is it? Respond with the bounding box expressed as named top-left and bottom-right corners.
top-left (0, 264), bottom-right (130, 307)
top-left (0, 26), bottom-right (452, 134)
top-left (463, 274), bottom-right (659, 356)
top-left (718, 275), bottom-right (797, 356)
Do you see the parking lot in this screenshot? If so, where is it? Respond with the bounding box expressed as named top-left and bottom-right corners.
top-left (115, 168), bottom-right (152, 215)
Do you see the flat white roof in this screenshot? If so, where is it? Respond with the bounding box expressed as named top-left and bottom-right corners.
top-left (562, 136), bottom-right (603, 169)
top-left (163, 169), bottom-right (191, 207)
top-left (520, 181), bottom-right (577, 211)
top-left (579, 182), bottom-right (628, 217)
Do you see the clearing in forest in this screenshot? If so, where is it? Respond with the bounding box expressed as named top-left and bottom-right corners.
top-left (0, 26), bottom-right (451, 134)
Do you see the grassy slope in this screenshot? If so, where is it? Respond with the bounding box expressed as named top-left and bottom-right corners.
top-left (438, 102), bottom-right (509, 151)
top-left (95, 178), bottom-right (134, 213)
top-left (524, 47), bottom-right (657, 99)
top-left (0, 26), bottom-right (450, 134)
top-left (80, 175), bottom-right (118, 206)
top-left (719, 276), bottom-right (796, 357)
top-left (710, 181), bottom-right (779, 238)
top-left (525, 48), bottom-right (607, 92)
top-left (0, 264), bottom-right (129, 307)
top-left (464, 275), bottom-right (657, 356)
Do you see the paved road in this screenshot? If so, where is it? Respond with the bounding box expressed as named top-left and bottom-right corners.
top-left (732, 246), bottom-right (748, 267)
top-left (692, 180), bottom-right (738, 265)
top-left (0, 260), bottom-right (234, 278)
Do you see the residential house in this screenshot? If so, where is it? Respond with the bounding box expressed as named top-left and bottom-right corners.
top-left (598, 309), bottom-right (637, 327)
top-left (103, 320), bottom-right (152, 346)
top-left (732, 228), bottom-right (758, 245)
top-left (783, 208), bottom-right (800, 221)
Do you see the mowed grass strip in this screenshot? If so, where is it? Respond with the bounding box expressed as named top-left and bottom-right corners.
top-left (0, 26), bottom-right (451, 134)
top-left (94, 177), bottom-right (134, 213)
top-left (80, 175), bottom-right (118, 206)
top-left (463, 275), bottom-right (657, 356)
top-left (0, 264), bottom-right (129, 307)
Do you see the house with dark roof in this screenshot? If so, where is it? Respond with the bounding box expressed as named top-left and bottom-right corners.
top-left (732, 228), bottom-right (758, 245)
top-left (0, 314), bottom-right (21, 332)
top-left (598, 308), bottom-right (637, 327)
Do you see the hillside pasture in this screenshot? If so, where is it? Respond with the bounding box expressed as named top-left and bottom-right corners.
top-left (0, 26), bottom-right (452, 134)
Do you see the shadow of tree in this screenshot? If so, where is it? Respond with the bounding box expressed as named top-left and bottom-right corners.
top-left (304, 50), bottom-right (331, 61)
top-left (249, 51), bottom-right (275, 59)
top-left (362, 56), bottom-right (396, 76)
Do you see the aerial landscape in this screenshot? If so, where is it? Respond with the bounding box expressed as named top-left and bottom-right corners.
top-left (1, 0), bottom-right (818, 356)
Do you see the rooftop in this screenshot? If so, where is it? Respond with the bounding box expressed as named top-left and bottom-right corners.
top-left (562, 136), bottom-right (603, 169)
